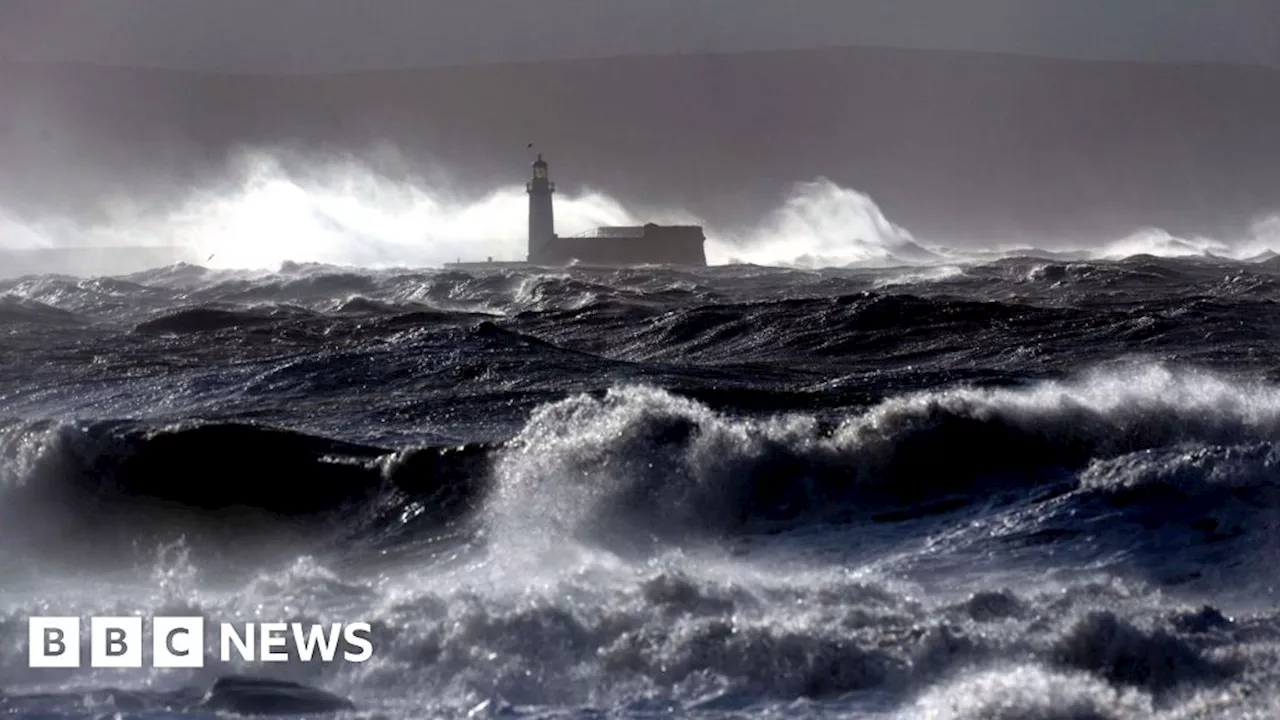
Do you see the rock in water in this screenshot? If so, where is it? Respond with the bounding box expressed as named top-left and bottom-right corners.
top-left (200, 676), bottom-right (355, 715)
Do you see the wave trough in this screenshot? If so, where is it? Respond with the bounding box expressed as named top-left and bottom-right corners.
top-left (3, 251), bottom-right (1280, 717)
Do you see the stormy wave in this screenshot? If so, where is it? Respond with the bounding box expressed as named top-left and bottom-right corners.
top-left (5, 257), bottom-right (1280, 718)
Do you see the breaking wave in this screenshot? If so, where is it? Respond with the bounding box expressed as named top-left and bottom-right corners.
top-left (3, 363), bottom-right (1278, 596)
top-left (4, 246), bottom-right (1280, 716)
top-left (3, 150), bottom-right (1279, 275)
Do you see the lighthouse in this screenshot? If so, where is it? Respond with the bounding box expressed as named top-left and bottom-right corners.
top-left (446, 152), bottom-right (705, 268)
top-left (526, 154), bottom-right (555, 263)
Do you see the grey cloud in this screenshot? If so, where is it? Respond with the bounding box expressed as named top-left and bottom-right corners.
top-left (1, 0), bottom-right (1276, 73)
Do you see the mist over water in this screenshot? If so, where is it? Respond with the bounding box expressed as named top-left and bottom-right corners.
top-left (6, 146), bottom-right (1280, 717)
top-left (0, 150), bottom-right (698, 271)
top-left (2, 148), bottom-right (1278, 275)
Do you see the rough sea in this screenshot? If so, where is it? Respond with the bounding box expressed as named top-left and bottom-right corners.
top-left (3, 253), bottom-right (1280, 719)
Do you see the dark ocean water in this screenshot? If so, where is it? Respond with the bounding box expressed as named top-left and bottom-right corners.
top-left (2, 256), bottom-right (1280, 719)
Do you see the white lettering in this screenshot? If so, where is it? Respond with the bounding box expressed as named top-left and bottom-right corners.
top-left (260, 623), bottom-right (289, 662)
top-left (291, 623), bottom-right (343, 662)
top-left (342, 622), bottom-right (373, 662)
top-left (220, 623), bottom-right (255, 662)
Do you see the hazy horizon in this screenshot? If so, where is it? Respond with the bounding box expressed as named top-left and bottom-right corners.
top-left (3, 0), bottom-right (1277, 74)
top-left (1, 2), bottom-right (1278, 274)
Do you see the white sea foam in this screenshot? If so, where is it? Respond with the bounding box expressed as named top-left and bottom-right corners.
top-left (3, 150), bottom-right (1278, 274)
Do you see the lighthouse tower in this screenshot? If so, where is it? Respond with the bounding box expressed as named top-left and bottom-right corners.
top-left (526, 154), bottom-right (555, 263)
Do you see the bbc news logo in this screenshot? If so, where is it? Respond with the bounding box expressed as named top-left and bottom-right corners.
top-left (29, 617), bottom-right (374, 668)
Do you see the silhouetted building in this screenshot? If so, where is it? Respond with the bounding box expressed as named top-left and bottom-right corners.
top-left (525, 154), bottom-right (706, 266)
top-left (527, 153), bottom-right (556, 262)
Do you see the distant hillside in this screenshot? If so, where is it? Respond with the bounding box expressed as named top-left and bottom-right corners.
top-left (1, 47), bottom-right (1278, 245)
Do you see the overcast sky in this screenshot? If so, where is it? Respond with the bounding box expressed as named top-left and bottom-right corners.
top-left (2, 0), bottom-right (1277, 73)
